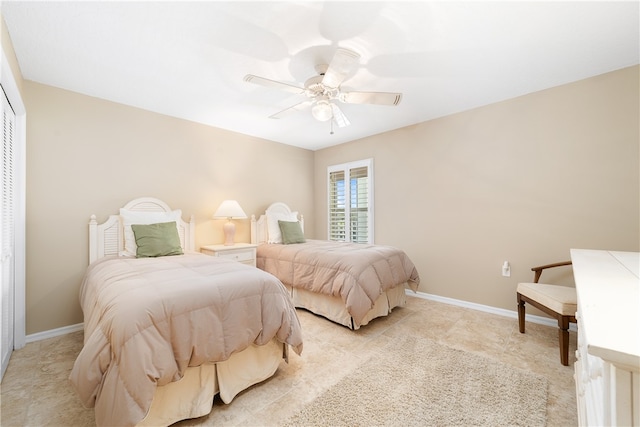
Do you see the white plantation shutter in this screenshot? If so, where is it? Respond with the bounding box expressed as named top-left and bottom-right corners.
top-left (349, 166), bottom-right (369, 243)
top-left (327, 159), bottom-right (373, 243)
top-left (1, 85), bottom-right (16, 379)
top-left (329, 170), bottom-right (346, 241)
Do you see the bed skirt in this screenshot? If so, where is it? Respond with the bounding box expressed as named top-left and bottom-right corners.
top-left (138, 338), bottom-right (285, 426)
top-left (288, 283), bottom-right (408, 330)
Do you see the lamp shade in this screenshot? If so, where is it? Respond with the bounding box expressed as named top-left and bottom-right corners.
top-left (213, 200), bottom-right (247, 219)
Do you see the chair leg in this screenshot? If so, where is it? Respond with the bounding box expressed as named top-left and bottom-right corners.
top-left (517, 294), bottom-right (526, 333)
top-left (558, 316), bottom-right (570, 366)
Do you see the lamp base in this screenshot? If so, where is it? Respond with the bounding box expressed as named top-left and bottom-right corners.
top-left (223, 220), bottom-right (236, 246)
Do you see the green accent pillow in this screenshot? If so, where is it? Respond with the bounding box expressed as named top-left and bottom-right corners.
top-left (278, 220), bottom-right (306, 244)
top-left (131, 221), bottom-right (184, 258)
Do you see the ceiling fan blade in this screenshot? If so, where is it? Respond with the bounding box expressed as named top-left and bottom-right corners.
top-left (244, 74), bottom-right (306, 95)
top-left (269, 100), bottom-right (312, 119)
top-left (330, 103), bottom-right (350, 128)
top-left (322, 48), bottom-right (360, 88)
top-left (340, 91), bottom-right (402, 106)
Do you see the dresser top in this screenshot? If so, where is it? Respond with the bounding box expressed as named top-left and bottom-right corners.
top-left (571, 249), bottom-right (640, 371)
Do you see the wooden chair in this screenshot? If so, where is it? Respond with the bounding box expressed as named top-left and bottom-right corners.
top-left (517, 261), bottom-right (577, 366)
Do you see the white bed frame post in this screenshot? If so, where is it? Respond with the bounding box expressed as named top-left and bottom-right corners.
top-left (187, 214), bottom-right (195, 252)
top-left (89, 215), bottom-right (98, 264)
top-left (250, 215), bottom-right (257, 245)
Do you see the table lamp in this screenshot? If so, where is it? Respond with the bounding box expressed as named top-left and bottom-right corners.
top-left (213, 200), bottom-right (247, 246)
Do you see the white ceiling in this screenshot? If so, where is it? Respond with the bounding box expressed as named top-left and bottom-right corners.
top-left (2, 1), bottom-right (638, 151)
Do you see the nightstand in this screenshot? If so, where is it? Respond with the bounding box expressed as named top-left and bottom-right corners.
top-left (200, 243), bottom-right (258, 267)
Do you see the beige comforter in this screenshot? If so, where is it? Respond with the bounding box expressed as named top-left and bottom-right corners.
top-left (69, 253), bottom-right (303, 427)
top-left (257, 240), bottom-right (420, 327)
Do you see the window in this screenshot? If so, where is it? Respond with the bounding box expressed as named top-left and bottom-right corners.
top-left (328, 159), bottom-right (373, 243)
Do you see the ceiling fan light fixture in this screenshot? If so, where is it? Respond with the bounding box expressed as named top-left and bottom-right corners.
top-left (312, 100), bottom-right (333, 121)
top-left (245, 47), bottom-right (401, 128)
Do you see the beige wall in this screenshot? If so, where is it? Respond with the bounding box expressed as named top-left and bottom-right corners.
top-left (315, 66), bottom-right (640, 315)
top-left (23, 81), bottom-right (315, 334)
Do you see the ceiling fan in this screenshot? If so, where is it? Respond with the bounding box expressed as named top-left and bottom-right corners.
top-left (244, 48), bottom-right (402, 128)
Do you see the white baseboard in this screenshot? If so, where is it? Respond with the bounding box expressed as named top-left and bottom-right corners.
top-left (24, 290), bottom-right (576, 344)
top-left (408, 289), bottom-right (578, 331)
top-left (25, 323), bottom-right (84, 344)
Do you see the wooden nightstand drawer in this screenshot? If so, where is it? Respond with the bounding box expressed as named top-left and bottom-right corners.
top-left (200, 243), bottom-right (257, 267)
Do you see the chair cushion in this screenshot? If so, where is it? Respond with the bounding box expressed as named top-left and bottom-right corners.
top-left (517, 282), bottom-right (577, 316)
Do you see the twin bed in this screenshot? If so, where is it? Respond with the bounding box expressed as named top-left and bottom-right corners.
top-left (251, 202), bottom-right (420, 330)
top-left (70, 198), bottom-right (419, 426)
top-left (69, 198), bottom-right (303, 427)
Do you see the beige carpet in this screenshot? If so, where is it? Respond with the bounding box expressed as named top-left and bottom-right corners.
top-left (284, 335), bottom-right (548, 427)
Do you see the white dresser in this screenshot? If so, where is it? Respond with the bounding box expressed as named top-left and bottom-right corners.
top-left (571, 249), bottom-right (640, 426)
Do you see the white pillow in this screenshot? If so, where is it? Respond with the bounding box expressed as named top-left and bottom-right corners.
top-left (266, 211), bottom-right (298, 244)
top-left (119, 208), bottom-right (182, 256)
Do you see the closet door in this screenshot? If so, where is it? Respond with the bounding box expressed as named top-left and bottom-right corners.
top-left (1, 85), bottom-right (16, 380)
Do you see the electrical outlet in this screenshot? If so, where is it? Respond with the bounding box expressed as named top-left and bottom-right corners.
top-left (502, 261), bottom-right (511, 277)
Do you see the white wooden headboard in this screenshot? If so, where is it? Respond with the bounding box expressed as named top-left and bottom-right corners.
top-left (88, 197), bottom-right (195, 264)
top-left (250, 202), bottom-right (304, 245)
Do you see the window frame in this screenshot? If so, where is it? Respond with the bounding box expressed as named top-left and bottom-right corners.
top-left (327, 158), bottom-right (374, 244)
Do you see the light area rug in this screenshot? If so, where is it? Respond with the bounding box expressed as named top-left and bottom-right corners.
top-left (284, 335), bottom-right (548, 426)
